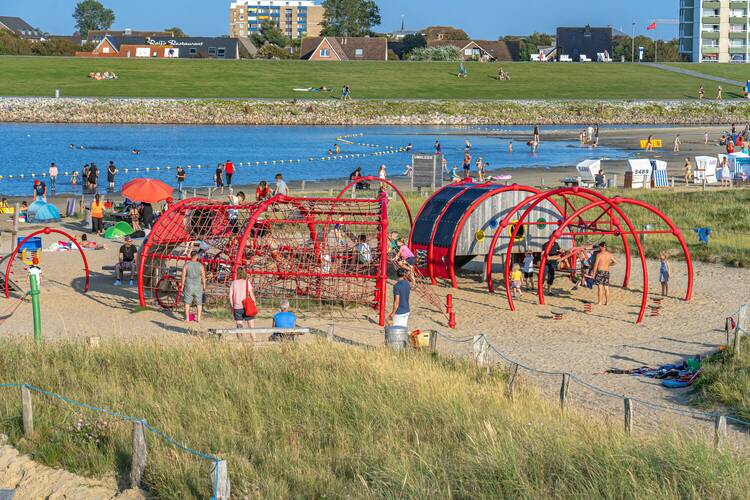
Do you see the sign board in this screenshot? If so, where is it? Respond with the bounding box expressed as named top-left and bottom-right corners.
top-left (639, 139), bottom-right (663, 149)
top-left (627, 159), bottom-right (653, 189)
top-left (411, 154), bottom-right (441, 189)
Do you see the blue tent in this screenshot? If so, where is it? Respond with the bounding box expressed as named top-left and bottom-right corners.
top-left (27, 200), bottom-right (61, 223)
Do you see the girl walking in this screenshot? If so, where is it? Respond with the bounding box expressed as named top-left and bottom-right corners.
top-left (510, 263), bottom-right (524, 298)
top-left (659, 252), bottom-right (670, 297)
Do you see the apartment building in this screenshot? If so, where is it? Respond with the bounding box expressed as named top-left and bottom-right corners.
top-left (230, 0), bottom-right (324, 39)
top-left (680, 0), bottom-right (750, 62)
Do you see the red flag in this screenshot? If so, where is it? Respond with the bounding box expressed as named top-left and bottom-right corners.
top-left (647, 22), bottom-right (657, 30)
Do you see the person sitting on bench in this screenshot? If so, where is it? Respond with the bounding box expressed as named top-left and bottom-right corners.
top-left (349, 167), bottom-right (370, 190)
top-left (114, 236), bottom-right (137, 286)
top-left (271, 300), bottom-right (298, 341)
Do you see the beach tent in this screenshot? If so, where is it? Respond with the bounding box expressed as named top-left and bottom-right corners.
top-left (27, 201), bottom-right (61, 223)
top-left (650, 160), bottom-right (669, 187)
top-left (627, 159), bottom-right (652, 189)
top-left (576, 159), bottom-right (601, 186)
top-left (104, 221), bottom-right (134, 239)
top-left (694, 156), bottom-right (718, 184)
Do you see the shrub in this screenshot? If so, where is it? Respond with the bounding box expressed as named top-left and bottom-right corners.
top-left (409, 46), bottom-right (461, 61)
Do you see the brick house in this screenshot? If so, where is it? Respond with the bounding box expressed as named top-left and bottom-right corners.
top-left (300, 36), bottom-right (388, 61)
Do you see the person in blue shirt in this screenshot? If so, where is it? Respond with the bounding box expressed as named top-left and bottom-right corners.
top-left (390, 268), bottom-right (411, 328)
top-left (271, 300), bottom-right (298, 341)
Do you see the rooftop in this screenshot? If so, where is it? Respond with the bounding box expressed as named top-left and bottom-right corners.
top-left (0, 16), bottom-right (45, 38)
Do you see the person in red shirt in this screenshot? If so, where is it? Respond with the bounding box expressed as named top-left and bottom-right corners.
top-left (727, 140), bottom-right (735, 154)
top-left (255, 180), bottom-right (270, 201)
top-left (225, 160), bottom-right (235, 187)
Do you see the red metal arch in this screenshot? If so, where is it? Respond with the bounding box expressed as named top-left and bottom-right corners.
top-left (5, 227), bottom-right (90, 298)
top-left (486, 188), bottom-right (633, 294)
top-left (336, 176), bottom-right (413, 228)
top-left (537, 199), bottom-right (649, 323)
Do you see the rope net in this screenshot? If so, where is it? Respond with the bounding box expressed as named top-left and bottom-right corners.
top-left (138, 195), bottom-right (388, 324)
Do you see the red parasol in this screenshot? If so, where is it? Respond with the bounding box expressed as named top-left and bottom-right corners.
top-left (122, 178), bottom-right (173, 203)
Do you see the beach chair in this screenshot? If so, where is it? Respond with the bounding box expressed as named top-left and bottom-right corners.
top-left (574, 159), bottom-right (600, 188)
top-left (694, 156), bottom-right (718, 184)
top-left (651, 160), bottom-right (669, 188)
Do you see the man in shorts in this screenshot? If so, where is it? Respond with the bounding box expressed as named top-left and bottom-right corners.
top-left (114, 236), bottom-right (137, 286)
top-left (592, 242), bottom-right (617, 306)
top-left (390, 268), bottom-right (411, 328)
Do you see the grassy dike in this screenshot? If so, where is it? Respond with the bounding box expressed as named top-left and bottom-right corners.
top-left (0, 339), bottom-right (747, 499)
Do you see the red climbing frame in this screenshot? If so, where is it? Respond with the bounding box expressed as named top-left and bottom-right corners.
top-left (5, 227), bottom-right (90, 298)
top-left (138, 194), bottom-right (390, 325)
top-left (487, 187), bottom-right (693, 324)
top-left (336, 175), bottom-right (413, 228)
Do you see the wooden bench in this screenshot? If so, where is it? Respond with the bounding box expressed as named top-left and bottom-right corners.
top-left (207, 327), bottom-right (309, 343)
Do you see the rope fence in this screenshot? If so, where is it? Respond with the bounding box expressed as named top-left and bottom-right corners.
top-left (0, 383), bottom-right (229, 499)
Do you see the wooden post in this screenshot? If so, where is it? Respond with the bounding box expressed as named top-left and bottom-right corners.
top-left (428, 330), bottom-right (437, 351)
top-left (714, 415), bottom-right (727, 450)
top-left (472, 335), bottom-right (489, 368)
top-left (559, 374), bottom-right (570, 411)
top-left (507, 363), bottom-right (519, 397)
top-left (326, 324), bottom-right (334, 342)
top-left (211, 460), bottom-right (230, 500)
top-left (734, 304), bottom-right (747, 355)
top-left (624, 398), bottom-right (633, 435)
top-left (10, 202), bottom-right (20, 253)
top-left (21, 385), bottom-right (33, 437)
top-left (301, 180), bottom-right (306, 192)
top-left (129, 421), bottom-right (147, 488)
top-left (80, 195), bottom-right (86, 222)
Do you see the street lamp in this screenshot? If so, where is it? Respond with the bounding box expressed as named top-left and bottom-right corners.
top-left (631, 22), bottom-right (635, 62)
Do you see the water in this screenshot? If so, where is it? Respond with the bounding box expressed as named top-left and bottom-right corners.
top-left (0, 124), bottom-right (634, 196)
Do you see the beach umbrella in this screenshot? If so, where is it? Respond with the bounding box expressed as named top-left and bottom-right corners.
top-left (104, 221), bottom-right (135, 240)
top-left (122, 178), bottom-right (173, 204)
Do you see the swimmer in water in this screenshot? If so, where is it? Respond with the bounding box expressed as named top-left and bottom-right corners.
top-left (132, 149), bottom-right (140, 155)
top-left (69, 143), bottom-right (75, 149)
top-left (79, 145), bottom-right (85, 150)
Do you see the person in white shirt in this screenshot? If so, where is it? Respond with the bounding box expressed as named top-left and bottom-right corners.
top-left (48, 163), bottom-right (58, 192)
top-left (274, 173), bottom-right (289, 196)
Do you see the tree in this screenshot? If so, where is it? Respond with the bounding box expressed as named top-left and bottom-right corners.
top-left (73, 0), bottom-right (115, 39)
top-left (321, 0), bottom-right (381, 37)
top-left (250, 20), bottom-right (290, 48)
top-left (400, 33), bottom-right (426, 57)
top-left (409, 46), bottom-right (461, 61)
top-left (612, 35), bottom-right (681, 62)
top-left (164, 27), bottom-right (187, 38)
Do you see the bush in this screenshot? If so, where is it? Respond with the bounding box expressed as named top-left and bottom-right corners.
top-left (255, 43), bottom-right (295, 60)
top-left (0, 30), bottom-right (32, 55)
top-left (409, 46), bottom-right (461, 61)
top-left (387, 48), bottom-right (399, 61)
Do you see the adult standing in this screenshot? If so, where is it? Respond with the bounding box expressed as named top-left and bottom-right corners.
top-left (543, 236), bottom-right (561, 295)
top-left (229, 274), bottom-right (256, 334)
top-left (377, 164), bottom-right (387, 187)
top-left (32, 179), bottom-right (47, 202)
top-left (107, 161), bottom-right (117, 192)
top-left (48, 163), bottom-right (58, 192)
top-left (390, 268), bottom-right (411, 328)
top-left (82, 164), bottom-right (90, 191)
top-left (721, 156), bottom-right (731, 187)
top-left (140, 202), bottom-right (154, 230)
top-left (88, 163), bottom-right (99, 193)
top-left (90, 193), bottom-right (106, 235)
top-left (533, 124), bottom-right (540, 144)
top-left (434, 140), bottom-right (442, 154)
top-left (591, 242), bottom-right (617, 306)
top-left (462, 151), bottom-right (472, 179)
top-left (717, 85), bottom-right (723, 100)
top-left (176, 166), bottom-right (186, 197)
top-left (225, 160), bottom-right (235, 187)
top-left (274, 173), bottom-right (289, 196)
top-left (181, 251), bottom-right (206, 323)
top-left (673, 134), bottom-right (681, 153)
top-left (215, 163), bottom-right (224, 190)
top-left (684, 157), bottom-right (693, 185)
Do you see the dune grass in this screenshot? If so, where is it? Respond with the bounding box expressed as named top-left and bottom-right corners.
top-left (0, 339), bottom-right (747, 498)
top-left (692, 337), bottom-right (750, 422)
top-left (0, 57), bottom-right (729, 100)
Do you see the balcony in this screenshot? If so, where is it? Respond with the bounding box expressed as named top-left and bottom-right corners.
top-left (730, 31), bottom-right (748, 38)
top-left (730, 1), bottom-right (749, 8)
top-left (731, 46), bottom-right (748, 53)
top-left (702, 46), bottom-right (720, 54)
top-left (703, 31), bottom-right (721, 39)
top-left (702, 16), bottom-right (720, 24)
top-left (704, 1), bottom-right (721, 8)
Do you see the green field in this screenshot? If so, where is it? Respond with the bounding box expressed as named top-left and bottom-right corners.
top-left (0, 340), bottom-right (748, 498)
top-left (670, 63), bottom-right (750, 85)
top-left (0, 56), bottom-right (733, 100)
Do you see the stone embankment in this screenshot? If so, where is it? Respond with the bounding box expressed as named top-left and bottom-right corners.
top-left (2, 97), bottom-right (750, 125)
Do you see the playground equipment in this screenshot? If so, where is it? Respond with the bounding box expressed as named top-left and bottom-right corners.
top-left (408, 182), bottom-right (571, 287)
top-left (488, 187), bottom-right (693, 324)
top-left (138, 195), bottom-right (391, 325)
top-left (4, 228), bottom-right (90, 299)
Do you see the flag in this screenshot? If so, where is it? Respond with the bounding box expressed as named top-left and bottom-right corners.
top-left (647, 22), bottom-right (657, 30)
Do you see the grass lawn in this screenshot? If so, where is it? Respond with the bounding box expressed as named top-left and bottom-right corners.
top-left (669, 63), bottom-right (750, 87)
top-left (0, 340), bottom-right (748, 498)
top-left (0, 56), bottom-right (731, 100)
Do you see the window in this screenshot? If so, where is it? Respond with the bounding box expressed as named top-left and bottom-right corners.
top-left (102, 47), bottom-right (110, 54)
top-left (217, 48), bottom-right (226, 57)
top-left (320, 49), bottom-right (330, 57)
top-left (190, 47), bottom-right (197, 55)
top-left (355, 48), bottom-right (363, 57)
top-left (464, 48), bottom-right (473, 56)
top-left (208, 47), bottom-right (217, 56)
top-left (730, 39), bottom-right (746, 47)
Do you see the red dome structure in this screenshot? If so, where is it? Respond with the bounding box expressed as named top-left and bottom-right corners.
top-left (138, 194), bottom-right (390, 325)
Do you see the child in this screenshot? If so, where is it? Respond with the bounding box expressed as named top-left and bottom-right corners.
top-left (510, 263), bottom-right (523, 298)
top-left (522, 251), bottom-right (534, 290)
top-left (334, 215), bottom-right (345, 245)
top-left (659, 252), bottom-right (670, 296)
top-left (18, 201), bottom-right (28, 221)
top-left (71, 170), bottom-right (79, 186)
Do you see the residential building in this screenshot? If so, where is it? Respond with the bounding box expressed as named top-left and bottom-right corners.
top-left (300, 37), bottom-right (388, 60)
top-left (556, 26), bottom-right (613, 62)
top-left (230, 0), bottom-right (324, 39)
top-left (426, 39), bottom-right (521, 61)
top-left (85, 29), bottom-right (175, 45)
top-left (77, 35), bottom-right (240, 59)
top-left (680, 0), bottom-right (750, 62)
top-left (0, 16), bottom-right (46, 41)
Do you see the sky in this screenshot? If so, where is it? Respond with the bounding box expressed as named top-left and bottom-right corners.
top-left (1, 0), bottom-right (680, 39)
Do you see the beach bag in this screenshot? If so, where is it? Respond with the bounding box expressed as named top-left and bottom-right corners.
top-left (243, 279), bottom-right (257, 317)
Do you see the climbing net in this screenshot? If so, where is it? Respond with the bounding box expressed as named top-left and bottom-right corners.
top-left (137, 196), bottom-right (389, 324)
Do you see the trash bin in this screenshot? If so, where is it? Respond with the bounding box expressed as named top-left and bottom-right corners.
top-left (384, 326), bottom-right (408, 350)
